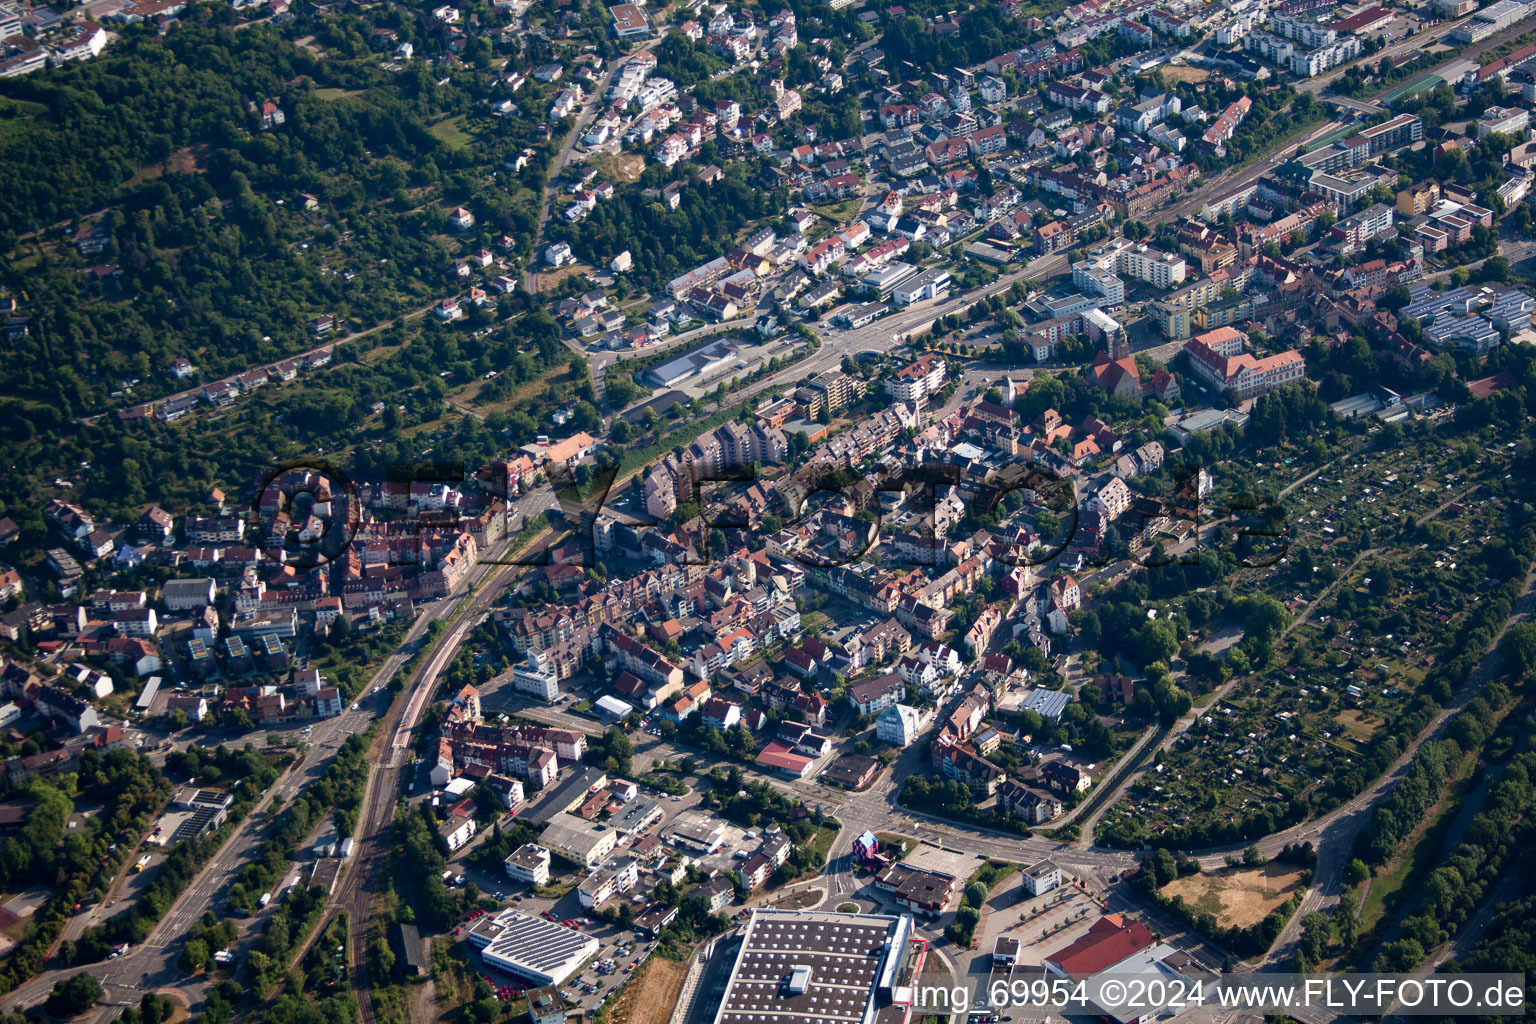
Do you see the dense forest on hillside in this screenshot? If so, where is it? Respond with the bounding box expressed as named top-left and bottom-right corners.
top-left (879, 6), bottom-right (1026, 76)
top-left (0, 3), bottom-right (602, 537)
top-left (0, 8), bottom-right (557, 418)
top-left (0, 306), bottom-right (583, 541)
top-left (544, 161), bottom-right (786, 291)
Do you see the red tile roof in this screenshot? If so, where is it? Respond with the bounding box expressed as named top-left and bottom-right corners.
top-left (1046, 914), bottom-right (1156, 978)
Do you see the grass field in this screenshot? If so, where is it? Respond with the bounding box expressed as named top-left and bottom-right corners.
top-left (429, 114), bottom-right (474, 150)
top-left (533, 262), bottom-right (591, 292)
top-left (457, 358), bottom-right (582, 418)
top-left (1335, 709), bottom-right (1383, 742)
top-left (126, 144), bottom-right (207, 187)
top-left (314, 87), bottom-right (365, 101)
top-left (590, 151), bottom-right (647, 183)
top-left (810, 197), bottom-right (864, 227)
top-left (1160, 864), bottom-right (1308, 930)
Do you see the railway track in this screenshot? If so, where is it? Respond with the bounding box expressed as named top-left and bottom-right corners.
top-left (326, 540), bottom-right (537, 1024)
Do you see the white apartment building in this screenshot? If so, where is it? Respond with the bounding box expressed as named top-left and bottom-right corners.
top-left (1270, 13), bottom-right (1335, 47)
top-left (1089, 476), bottom-right (1133, 521)
top-left (504, 843), bottom-right (552, 886)
top-left (1244, 30), bottom-right (1295, 63)
top-left (1290, 37), bottom-right (1360, 76)
top-left (1075, 239), bottom-right (1186, 291)
top-left (512, 650), bottom-right (562, 701)
top-left (1072, 262), bottom-right (1127, 303)
top-left (1116, 245), bottom-right (1187, 288)
top-left (877, 704), bottom-right (925, 747)
top-left (884, 353), bottom-right (947, 402)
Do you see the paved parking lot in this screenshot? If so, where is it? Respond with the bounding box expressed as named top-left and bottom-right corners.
top-left (442, 865), bottom-right (660, 1017)
top-left (959, 869), bottom-right (1104, 996)
top-left (905, 844), bottom-right (987, 882)
top-left (1005, 884), bottom-right (1101, 957)
top-left (431, 778), bottom-right (726, 1018)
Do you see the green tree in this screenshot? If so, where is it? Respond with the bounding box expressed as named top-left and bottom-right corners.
top-left (1500, 622), bottom-right (1536, 680)
top-left (46, 974), bottom-right (104, 1017)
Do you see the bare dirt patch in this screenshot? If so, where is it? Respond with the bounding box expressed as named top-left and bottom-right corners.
top-left (127, 144), bottom-right (207, 187)
top-left (763, 887), bottom-right (823, 911)
top-left (149, 988), bottom-right (192, 1024)
top-left (591, 152), bottom-right (646, 183)
top-left (1159, 863), bottom-right (1306, 930)
top-left (1160, 66), bottom-right (1211, 85)
top-left (609, 956), bottom-right (688, 1024)
top-left (532, 262), bottom-right (592, 293)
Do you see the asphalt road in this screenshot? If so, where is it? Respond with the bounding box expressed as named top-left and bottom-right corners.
top-left (524, 59), bottom-right (629, 296)
top-left (0, 691), bottom-right (380, 1011)
top-left (669, 252), bottom-right (1070, 411)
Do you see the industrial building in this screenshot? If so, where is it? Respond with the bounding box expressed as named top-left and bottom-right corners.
top-left (538, 811), bottom-right (619, 867)
top-left (466, 909), bottom-right (600, 986)
top-left (642, 338), bottom-right (740, 387)
top-left (394, 922), bottom-right (427, 977)
top-left (710, 909), bottom-right (923, 1024)
top-left (1020, 687), bottom-right (1071, 721)
top-left (1451, 0), bottom-right (1531, 42)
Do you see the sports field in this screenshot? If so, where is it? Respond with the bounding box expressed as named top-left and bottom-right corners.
top-left (1380, 72), bottom-right (1442, 104)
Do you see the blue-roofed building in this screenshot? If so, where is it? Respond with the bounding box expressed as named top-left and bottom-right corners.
top-left (1400, 283), bottom-right (1478, 324)
top-left (642, 338), bottom-right (739, 387)
top-left (1400, 283), bottom-right (1534, 355)
top-left (1020, 687), bottom-right (1071, 721)
top-left (1486, 289), bottom-right (1536, 331)
top-left (1424, 312), bottom-right (1499, 353)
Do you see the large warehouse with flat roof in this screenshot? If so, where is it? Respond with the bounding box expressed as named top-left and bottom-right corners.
top-left (642, 338), bottom-right (739, 388)
top-left (466, 910), bottom-right (599, 986)
top-left (711, 909), bottom-right (922, 1024)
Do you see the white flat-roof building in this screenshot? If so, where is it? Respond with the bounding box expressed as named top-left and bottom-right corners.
top-left (504, 843), bottom-right (552, 886)
top-left (1023, 859), bottom-right (1062, 896)
top-left (467, 910), bottom-right (599, 986)
top-left (860, 261), bottom-right (917, 295)
top-left (711, 910), bottom-right (918, 1024)
top-left (890, 267), bottom-right (951, 307)
top-left (512, 650), bottom-right (562, 701)
top-left (595, 694), bottom-right (633, 718)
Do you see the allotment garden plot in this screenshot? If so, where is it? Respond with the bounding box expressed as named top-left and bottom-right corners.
top-left (1097, 438), bottom-right (1519, 848)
